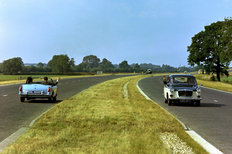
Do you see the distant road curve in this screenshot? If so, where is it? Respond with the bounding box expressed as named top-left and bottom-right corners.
top-left (138, 76), bottom-right (232, 153)
top-left (0, 75), bottom-right (131, 143)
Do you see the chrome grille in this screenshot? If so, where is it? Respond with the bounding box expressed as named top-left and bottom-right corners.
top-left (178, 91), bottom-right (192, 97)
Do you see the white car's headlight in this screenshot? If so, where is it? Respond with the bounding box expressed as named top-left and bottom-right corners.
top-left (170, 88), bottom-right (175, 92)
top-left (197, 87), bottom-right (201, 93)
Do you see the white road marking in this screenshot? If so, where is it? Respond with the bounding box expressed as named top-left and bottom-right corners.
top-left (214, 100), bottom-right (218, 103)
top-left (0, 127), bottom-right (28, 152)
top-left (3, 95), bottom-right (7, 97)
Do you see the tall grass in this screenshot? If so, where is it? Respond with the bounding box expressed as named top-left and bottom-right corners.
top-left (2, 75), bottom-right (207, 154)
top-left (195, 73), bottom-right (232, 92)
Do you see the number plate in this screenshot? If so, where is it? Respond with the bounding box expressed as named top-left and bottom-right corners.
top-left (28, 91), bottom-right (41, 95)
top-left (180, 99), bottom-right (189, 103)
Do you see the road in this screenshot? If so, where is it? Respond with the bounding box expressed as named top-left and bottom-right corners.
top-left (0, 75), bottom-right (129, 143)
top-left (138, 76), bottom-right (232, 153)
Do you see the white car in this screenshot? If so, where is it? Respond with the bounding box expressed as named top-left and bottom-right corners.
top-left (163, 74), bottom-right (202, 106)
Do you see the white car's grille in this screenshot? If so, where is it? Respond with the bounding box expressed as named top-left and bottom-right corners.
top-left (178, 91), bottom-right (192, 97)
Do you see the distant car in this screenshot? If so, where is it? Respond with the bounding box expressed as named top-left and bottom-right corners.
top-left (19, 78), bottom-right (58, 102)
top-left (145, 69), bottom-right (152, 74)
top-left (163, 74), bottom-right (202, 106)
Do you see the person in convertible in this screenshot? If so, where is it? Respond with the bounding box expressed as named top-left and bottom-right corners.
top-left (26, 77), bottom-right (33, 84)
top-left (43, 77), bottom-right (59, 85)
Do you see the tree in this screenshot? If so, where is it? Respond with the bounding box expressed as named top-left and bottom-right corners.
top-left (133, 63), bottom-right (141, 73)
top-left (37, 62), bottom-right (45, 69)
top-left (119, 60), bottom-right (131, 72)
top-left (2, 57), bottom-right (24, 75)
top-left (99, 58), bottom-right (114, 72)
top-left (47, 54), bottom-right (74, 74)
top-left (79, 55), bottom-right (100, 72)
top-left (187, 19), bottom-right (232, 81)
top-left (161, 64), bottom-right (177, 72)
top-left (0, 63), bottom-right (2, 73)
top-left (24, 65), bottom-right (39, 73)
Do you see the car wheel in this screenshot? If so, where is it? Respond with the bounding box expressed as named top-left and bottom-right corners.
top-left (165, 94), bottom-right (168, 104)
top-left (20, 97), bottom-right (25, 102)
top-left (168, 100), bottom-right (173, 106)
top-left (195, 100), bottom-right (200, 106)
top-left (167, 96), bottom-right (172, 106)
top-left (52, 96), bottom-right (57, 102)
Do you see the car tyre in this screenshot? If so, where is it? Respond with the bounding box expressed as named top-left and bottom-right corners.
top-left (165, 98), bottom-right (168, 104)
top-left (195, 100), bottom-right (200, 106)
top-left (165, 94), bottom-right (168, 104)
top-left (168, 100), bottom-right (173, 106)
top-left (52, 95), bottom-right (57, 102)
top-left (20, 97), bottom-right (25, 102)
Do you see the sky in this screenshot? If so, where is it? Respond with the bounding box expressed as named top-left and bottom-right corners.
top-left (0, 0), bottom-right (232, 67)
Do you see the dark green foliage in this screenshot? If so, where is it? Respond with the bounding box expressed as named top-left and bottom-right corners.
top-left (47, 55), bottom-right (74, 74)
top-left (76, 55), bottom-right (100, 72)
top-left (210, 75), bottom-right (216, 81)
top-left (119, 60), bottom-right (132, 72)
top-left (2, 57), bottom-right (24, 75)
top-left (133, 63), bottom-right (142, 73)
top-left (187, 19), bottom-right (232, 81)
top-left (99, 58), bottom-right (114, 72)
top-left (0, 63), bottom-right (2, 73)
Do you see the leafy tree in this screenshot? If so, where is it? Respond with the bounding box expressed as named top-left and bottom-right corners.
top-left (99, 58), bottom-right (114, 72)
top-left (24, 65), bottom-right (39, 73)
top-left (47, 54), bottom-right (73, 74)
top-left (37, 62), bottom-right (45, 69)
top-left (119, 60), bottom-right (131, 72)
top-left (36, 62), bottom-right (46, 72)
top-left (2, 57), bottom-right (24, 75)
top-left (0, 63), bottom-right (2, 73)
top-left (133, 63), bottom-right (141, 73)
top-left (79, 55), bottom-right (100, 72)
top-left (161, 64), bottom-right (177, 72)
top-left (187, 19), bottom-right (232, 81)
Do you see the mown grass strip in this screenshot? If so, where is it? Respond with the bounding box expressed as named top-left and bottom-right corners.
top-left (2, 75), bottom-right (207, 154)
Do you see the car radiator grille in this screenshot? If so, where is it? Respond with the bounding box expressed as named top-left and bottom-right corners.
top-left (178, 91), bottom-right (192, 97)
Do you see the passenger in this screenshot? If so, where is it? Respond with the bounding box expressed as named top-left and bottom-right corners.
top-left (26, 77), bottom-right (33, 84)
top-left (43, 77), bottom-right (49, 85)
top-left (43, 77), bottom-right (58, 85)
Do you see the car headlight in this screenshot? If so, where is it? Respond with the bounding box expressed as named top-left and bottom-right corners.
top-left (170, 88), bottom-right (175, 92)
top-left (197, 87), bottom-right (201, 93)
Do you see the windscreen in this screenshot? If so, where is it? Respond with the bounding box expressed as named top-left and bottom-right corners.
top-left (172, 76), bottom-right (196, 85)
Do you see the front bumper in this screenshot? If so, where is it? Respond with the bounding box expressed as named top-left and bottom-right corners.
top-left (169, 97), bottom-right (202, 102)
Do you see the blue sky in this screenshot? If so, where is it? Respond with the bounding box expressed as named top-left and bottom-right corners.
top-left (0, 0), bottom-right (232, 66)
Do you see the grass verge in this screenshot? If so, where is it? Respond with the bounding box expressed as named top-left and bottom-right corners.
top-left (195, 74), bottom-right (232, 93)
top-left (2, 75), bottom-right (207, 153)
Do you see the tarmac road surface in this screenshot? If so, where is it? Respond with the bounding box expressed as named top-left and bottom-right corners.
top-left (0, 75), bottom-right (130, 143)
top-left (138, 76), bottom-right (232, 153)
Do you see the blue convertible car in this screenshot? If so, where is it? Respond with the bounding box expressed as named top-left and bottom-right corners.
top-left (19, 77), bottom-right (59, 102)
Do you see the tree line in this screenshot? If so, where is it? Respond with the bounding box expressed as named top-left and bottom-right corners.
top-left (0, 55), bottom-right (197, 75)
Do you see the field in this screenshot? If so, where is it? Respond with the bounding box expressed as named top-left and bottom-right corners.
top-left (1, 75), bottom-right (207, 153)
top-left (0, 74), bottom-right (112, 85)
top-left (194, 72), bottom-right (232, 92)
